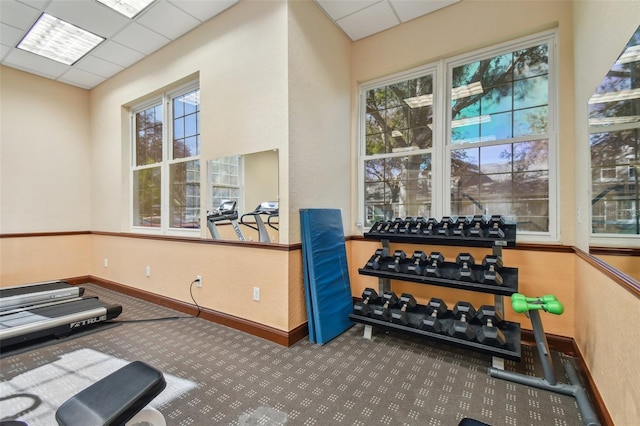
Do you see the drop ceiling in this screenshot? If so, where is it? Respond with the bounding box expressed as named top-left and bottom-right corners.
top-left (0, 0), bottom-right (459, 90)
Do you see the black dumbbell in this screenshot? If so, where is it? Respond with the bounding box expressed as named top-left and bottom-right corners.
top-left (425, 217), bottom-right (440, 235)
top-left (390, 293), bottom-right (417, 325)
top-left (425, 252), bottom-right (445, 277)
top-left (410, 217), bottom-right (427, 234)
top-left (469, 215), bottom-right (488, 237)
top-left (387, 250), bottom-right (407, 272)
top-left (438, 216), bottom-right (454, 236)
top-left (475, 305), bottom-right (506, 347)
top-left (407, 251), bottom-right (427, 275)
top-left (420, 298), bottom-right (448, 333)
top-left (401, 217), bottom-right (414, 233)
top-left (372, 291), bottom-right (399, 321)
top-left (488, 215), bottom-right (506, 238)
top-left (449, 301), bottom-right (476, 340)
top-left (353, 288), bottom-right (379, 316)
top-left (480, 255), bottom-right (504, 285)
top-left (373, 221), bottom-right (386, 233)
top-left (389, 218), bottom-right (404, 233)
top-left (366, 247), bottom-right (389, 270)
top-left (452, 216), bottom-right (471, 237)
top-left (455, 253), bottom-right (475, 282)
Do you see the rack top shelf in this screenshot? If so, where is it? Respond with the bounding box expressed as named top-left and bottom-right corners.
top-left (364, 216), bottom-right (517, 248)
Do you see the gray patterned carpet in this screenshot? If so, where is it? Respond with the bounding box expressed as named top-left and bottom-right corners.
top-left (0, 284), bottom-right (587, 425)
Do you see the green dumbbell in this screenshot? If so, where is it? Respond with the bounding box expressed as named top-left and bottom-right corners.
top-left (512, 298), bottom-right (564, 315)
top-left (511, 293), bottom-right (558, 304)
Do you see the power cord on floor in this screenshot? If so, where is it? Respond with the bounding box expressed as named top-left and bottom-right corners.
top-left (108, 278), bottom-right (201, 323)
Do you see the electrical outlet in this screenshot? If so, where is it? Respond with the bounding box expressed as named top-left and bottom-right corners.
top-left (253, 287), bottom-right (260, 301)
top-left (104, 258), bottom-right (108, 268)
top-left (196, 275), bottom-right (202, 288)
top-left (145, 266), bottom-right (151, 277)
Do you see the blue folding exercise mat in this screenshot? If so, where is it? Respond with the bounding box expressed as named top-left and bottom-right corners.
top-left (300, 209), bottom-right (354, 345)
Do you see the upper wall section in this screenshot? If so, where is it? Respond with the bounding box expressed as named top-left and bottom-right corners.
top-left (0, 67), bottom-right (91, 233)
top-left (89, 1), bottom-right (290, 233)
top-left (348, 1), bottom-right (575, 244)
top-left (286, 1), bottom-right (352, 243)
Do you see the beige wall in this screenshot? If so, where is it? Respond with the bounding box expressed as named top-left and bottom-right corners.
top-left (287, 0), bottom-right (352, 243)
top-left (0, 67), bottom-right (91, 233)
top-left (0, 234), bottom-right (91, 285)
top-left (91, 234), bottom-right (302, 330)
top-left (575, 258), bottom-right (640, 425)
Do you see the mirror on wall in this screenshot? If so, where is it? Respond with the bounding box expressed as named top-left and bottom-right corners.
top-left (205, 149), bottom-right (279, 243)
top-left (588, 25), bottom-right (640, 281)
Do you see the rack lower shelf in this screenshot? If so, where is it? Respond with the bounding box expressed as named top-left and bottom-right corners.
top-left (349, 313), bottom-right (522, 361)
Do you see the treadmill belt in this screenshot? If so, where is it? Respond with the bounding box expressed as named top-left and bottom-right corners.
top-left (0, 297), bottom-right (122, 350)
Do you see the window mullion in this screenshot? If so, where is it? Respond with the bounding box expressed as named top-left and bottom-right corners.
top-left (161, 95), bottom-right (171, 232)
top-left (434, 59), bottom-right (448, 219)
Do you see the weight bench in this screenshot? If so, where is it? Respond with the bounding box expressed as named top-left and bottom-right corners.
top-left (55, 361), bottom-right (166, 426)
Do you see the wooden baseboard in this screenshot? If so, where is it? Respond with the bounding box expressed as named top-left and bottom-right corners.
top-left (70, 275), bottom-right (308, 347)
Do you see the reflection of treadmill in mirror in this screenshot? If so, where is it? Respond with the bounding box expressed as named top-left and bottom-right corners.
top-left (206, 200), bottom-right (246, 241)
top-left (240, 201), bottom-right (279, 243)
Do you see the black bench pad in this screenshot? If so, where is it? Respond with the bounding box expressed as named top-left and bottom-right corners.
top-left (55, 361), bottom-right (166, 426)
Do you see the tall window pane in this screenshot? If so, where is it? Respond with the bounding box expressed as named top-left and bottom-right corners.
top-left (170, 160), bottom-right (200, 228)
top-left (135, 104), bottom-right (162, 166)
top-left (133, 167), bottom-right (161, 227)
top-left (363, 73), bottom-right (434, 225)
top-left (450, 41), bottom-right (551, 232)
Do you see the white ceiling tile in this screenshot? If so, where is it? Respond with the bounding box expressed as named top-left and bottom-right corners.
top-left (57, 67), bottom-right (106, 89)
top-left (1, 22), bottom-right (26, 46)
top-left (45, 0), bottom-right (130, 38)
top-left (1, 44), bottom-right (12, 61)
top-left (90, 40), bottom-right (145, 68)
top-left (112, 22), bottom-right (171, 55)
top-left (137, 1), bottom-right (200, 40)
top-left (336, 1), bottom-right (399, 41)
top-left (2, 47), bottom-right (69, 78)
top-left (74, 54), bottom-right (124, 78)
top-left (14, 0), bottom-right (50, 9)
top-left (389, 0), bottom-right (459, 23)
top-left (315, 0), bottom-right (379, 21)
top-left (0, 0), bottom-right (40, 30)
top-left (168, 0), bottom-right (238, 22)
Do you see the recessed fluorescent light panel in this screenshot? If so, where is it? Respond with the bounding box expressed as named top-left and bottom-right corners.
top-left (17, 13), bottom-right (105, 65)
top-left (96, 0), bottom-right (156, 18)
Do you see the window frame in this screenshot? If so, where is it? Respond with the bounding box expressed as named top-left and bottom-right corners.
top-left (357, 30), bottom-right (559, 242)
top-left (130, 81), bottom-right (201, 236)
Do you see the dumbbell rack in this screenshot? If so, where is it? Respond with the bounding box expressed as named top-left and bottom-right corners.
top-left (349, 217), bottom-right (521, 362)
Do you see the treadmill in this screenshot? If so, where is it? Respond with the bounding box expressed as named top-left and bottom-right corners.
top-left (0, 297), bottom-right (122, 349)
top-left (240, 201), bottom-right (279, 243)
top-left (1, 280), bottom-right (84, 312)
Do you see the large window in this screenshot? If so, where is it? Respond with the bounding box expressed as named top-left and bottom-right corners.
top-left (132, 84), bottom-right (201, 232)
top-left (589, 26), bottom-right (640, 238)
top-left (360, 32), bottom-right (556, 238)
